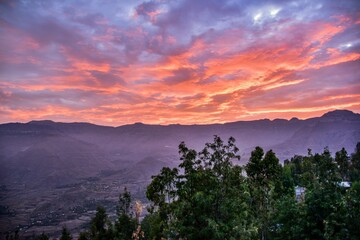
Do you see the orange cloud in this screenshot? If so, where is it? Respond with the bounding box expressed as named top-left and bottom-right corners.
top-left (1, 1), bottom-right (360, 126)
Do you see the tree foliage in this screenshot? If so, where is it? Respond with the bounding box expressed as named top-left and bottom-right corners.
top-left (146, 136), bottom-right (257, 239)
top-left (60, 227), bottom-right (72, 240)
top-left (76, 188), bottom-right (139, 240)
top-left (245, 147), bottom-right (282, 240)
top-left (115, 188), bottom-right (137, 240)
top-left (145, 138), bottom-right (360, 240)
top-left (21, 139), bottom-right (360, 240)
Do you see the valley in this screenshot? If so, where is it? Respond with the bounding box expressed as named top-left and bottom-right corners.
top-left (0, 110), bottom-right (359, 238)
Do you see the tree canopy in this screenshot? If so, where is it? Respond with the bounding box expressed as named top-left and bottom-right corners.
top-left (145, 137), bottom-right (360, 240)
top-left (15, 137), bottom-right (359, 240)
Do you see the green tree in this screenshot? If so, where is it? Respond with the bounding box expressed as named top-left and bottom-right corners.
top-left (245, 147), bottom-right (282, 240)
top-left (147, 136), bottom-right (256, 239)
top-left (36, 233), bottom-right (49, 240)
top-left (270, 195), bottom-right (306, 240)
top-left (5, 230), bottom-right (19, 240)
top-left (295, 149), bottom-right (345, 239)
top-left (60, 227), bottom-right (72, 240)
top-left (141, 211), bottom-right (163, 240)
top-left (335, 148), bottom-right (350, 181)
top-left (345, 181), bottom-right (360, 239)
top-left (146, 166), bottom-right (179, 238)
top-left (317, 148), bottom-right (339, 183)
top-left (114, 188), bottom-right (137, 240)
top-left (280, 163), bottom-right (295, 196)
top-left (90, 206), bottom-right (112, 240)
top-left (77, 232), bottom-right (89, 240)
top-left (350, 142), bottom-right (360, 181)
top-left (300, 150), bottom-right (317, 187)
top-left (117, 187), bottom-right (132, 216)
top-left (286, 155), bottom-right (304, 186)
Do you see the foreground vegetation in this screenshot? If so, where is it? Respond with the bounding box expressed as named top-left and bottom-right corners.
top-left (8, 136), bottom-right (360, 240)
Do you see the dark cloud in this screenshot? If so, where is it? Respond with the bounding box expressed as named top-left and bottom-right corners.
top-left (301, 59), bottom-right (360, 87)
top-left (198, 75), bottom-right (219, 85)
top-left (181, 93), bottom-right (206, 101)
top-left (0, 88), bottom-right (110, 110)
top-left (262, 69), bottom-right (295, 82)
top-left (212, 93), bottom-right (235, 104)
top-left (163, 68), bottom-right (198, 85)
top-left (188, 103), bottom-right (219, 113)
top-left (115, 91), bottom-right (148, 104)
top-left (73, 13), bottom-right (105, 27)
top-left (135, 1), bottom-right (158, 18)
top-left (89, 70), bottom-right (126, 86)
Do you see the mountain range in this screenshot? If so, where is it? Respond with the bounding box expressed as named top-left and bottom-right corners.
top-left (0, 109), bottom-right (359, 235)
top-left (1, 109), bottom-right (360, 188)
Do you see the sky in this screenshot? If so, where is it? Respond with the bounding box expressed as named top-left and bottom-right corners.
top-left (0, 0), bottom-right (359, 126)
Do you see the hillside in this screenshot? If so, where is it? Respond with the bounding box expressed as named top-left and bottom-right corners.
top-left (0, 109), bottom-right (359, 235)
top-left (1, 110), bottom-right (360, 187)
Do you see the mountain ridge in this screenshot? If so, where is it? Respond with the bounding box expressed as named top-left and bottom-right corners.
top-left (2, 109), bottom-right (358, 128)
top-left (1, 109), bottom-right (359, 187)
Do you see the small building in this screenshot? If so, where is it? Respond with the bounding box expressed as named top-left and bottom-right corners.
top-left (338, 181), bottom-right (351, 188)
top-left (295, 186), bottom-right (306, 202)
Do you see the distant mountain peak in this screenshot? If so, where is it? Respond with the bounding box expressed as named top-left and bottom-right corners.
top-left (290, 117), bottom-right (300, 121)
top-left (321, 110), bottom-right (359, 120)
top-left (28, 120), bottom-right (55, 125)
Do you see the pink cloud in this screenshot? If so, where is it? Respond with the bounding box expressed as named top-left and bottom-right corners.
top-left (0, 0), bottom-right (359, 125)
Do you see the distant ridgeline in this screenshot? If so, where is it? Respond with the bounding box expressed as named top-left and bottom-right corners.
top-left (1, 110), bottom-right (360, 239)
top-left (3, 136), bottom-right (360, 239)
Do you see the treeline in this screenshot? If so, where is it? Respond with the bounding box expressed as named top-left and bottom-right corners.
top-left (143, 137), bottom-right (360, 240)
top-left (7, 136), bottom-right (360, 240)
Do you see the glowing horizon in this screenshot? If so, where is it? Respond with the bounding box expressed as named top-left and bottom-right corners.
top-left (1, 0), bottom-right (359, 126)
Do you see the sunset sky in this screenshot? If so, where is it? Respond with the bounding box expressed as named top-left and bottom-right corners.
top-left (0, 0), bottom-right (359, 126)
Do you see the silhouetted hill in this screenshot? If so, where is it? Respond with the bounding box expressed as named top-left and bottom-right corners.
top-left (1, 110), bottom-right (359, 189)
top-left (321, 109), bottom-right (360, 120)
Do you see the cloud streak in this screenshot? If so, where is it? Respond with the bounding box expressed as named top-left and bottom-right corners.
top-left (0, 0), bottom-right (359, 125)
